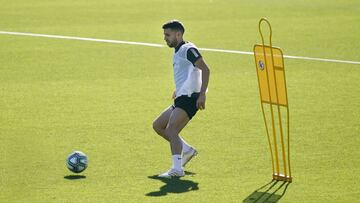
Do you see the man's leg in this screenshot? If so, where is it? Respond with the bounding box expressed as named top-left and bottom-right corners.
top-left (152, 106), bottom-right (172, 142)
top-left (153, 106), bottom-right (193, 152)
top-left (158, 107), bottom-right (190, 178)
top-left (165, 108), bottom-right (190, 171)
top-left (165, 108), bottom-right (189, 155)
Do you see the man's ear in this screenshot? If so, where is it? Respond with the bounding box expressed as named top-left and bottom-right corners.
top-left (176, 31), bottom-right (182, 38)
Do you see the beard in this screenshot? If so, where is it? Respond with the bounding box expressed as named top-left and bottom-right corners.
top-left (166, 39), bottom-right (178, 48)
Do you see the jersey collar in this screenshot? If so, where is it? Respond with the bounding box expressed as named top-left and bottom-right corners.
top-left (175, 41), bottom-right (186, 53)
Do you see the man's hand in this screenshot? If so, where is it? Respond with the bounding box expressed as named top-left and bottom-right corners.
top-left (172, 91), bottom-right (176, 100)
top-left (196, 93), bottom-right (206, 110)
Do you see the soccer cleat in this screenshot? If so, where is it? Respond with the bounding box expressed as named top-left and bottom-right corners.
top-left (158, 168), bottom-right (185, 178)
top-left (182, 148), bottom-right (198, 167)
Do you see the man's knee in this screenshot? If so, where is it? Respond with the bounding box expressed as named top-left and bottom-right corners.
top-left (152, 120), bottom-right (163, 135)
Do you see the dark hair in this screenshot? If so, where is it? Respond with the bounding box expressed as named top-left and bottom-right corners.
top-left (162, 20), bottom-right (185, 34)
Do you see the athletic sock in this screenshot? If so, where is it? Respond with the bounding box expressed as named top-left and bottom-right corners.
top-left (172, 154), bottom-right (182, 171)
top-left (180, 137), bottom-right (192, 153)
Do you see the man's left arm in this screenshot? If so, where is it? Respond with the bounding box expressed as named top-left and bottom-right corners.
top-left (194, 58), bottom-right (210, 110)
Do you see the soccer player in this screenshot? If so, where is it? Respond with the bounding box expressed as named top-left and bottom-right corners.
top-left (152, 20), bottom-right (210, 178)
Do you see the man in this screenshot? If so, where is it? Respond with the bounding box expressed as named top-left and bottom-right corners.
top-left (152, 20), bottom-right (210, 178)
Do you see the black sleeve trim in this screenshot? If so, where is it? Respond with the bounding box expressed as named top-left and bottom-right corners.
top-left (187, 48), bottom-right (202, 65)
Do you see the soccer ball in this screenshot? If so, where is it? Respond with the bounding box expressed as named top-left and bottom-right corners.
top-left (66, 151), bottom-right (88, 173)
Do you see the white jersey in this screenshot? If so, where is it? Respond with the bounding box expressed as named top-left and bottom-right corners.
top-left (173, 42), bottom-right (202, 98)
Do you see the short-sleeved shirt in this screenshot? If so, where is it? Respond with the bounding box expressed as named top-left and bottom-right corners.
top-left (173, 41), bottom-right (203, 98)
top-left (175, 41), bottom-right (202, 65)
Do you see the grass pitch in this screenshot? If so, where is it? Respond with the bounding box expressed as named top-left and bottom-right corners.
top-left (1, 0), bottom-right (360, 202)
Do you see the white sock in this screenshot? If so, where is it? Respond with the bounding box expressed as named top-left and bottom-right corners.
top-left (172, 154), bottom-right (182, 170)
top-left (180, 137), bottom-right (192, 153)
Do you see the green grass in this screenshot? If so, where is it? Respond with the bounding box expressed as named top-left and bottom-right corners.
top-left (1, 0), bottom-right (360, 202)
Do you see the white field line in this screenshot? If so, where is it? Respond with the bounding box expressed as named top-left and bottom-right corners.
top-left (1, 31), bottom-right (359, 65)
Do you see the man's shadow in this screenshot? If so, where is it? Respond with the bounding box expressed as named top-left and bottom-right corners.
top-left (243, 180), bottom-right (291, 203)
top-left (146, 171), bottom-right (199, 196)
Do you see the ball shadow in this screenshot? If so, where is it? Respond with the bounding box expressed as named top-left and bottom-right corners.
top-left (64, 175), bottom-right (86, 180)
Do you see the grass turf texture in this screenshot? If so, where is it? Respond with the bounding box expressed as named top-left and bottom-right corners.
top-left (1, 0), bottom-right (360, 202)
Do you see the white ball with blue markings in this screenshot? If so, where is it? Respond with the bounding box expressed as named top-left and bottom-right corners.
top-left (66, 151), bottom-right (88, 173)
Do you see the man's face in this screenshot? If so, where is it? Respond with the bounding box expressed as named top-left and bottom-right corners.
top-left (163, 28), bottom-right (180, 48)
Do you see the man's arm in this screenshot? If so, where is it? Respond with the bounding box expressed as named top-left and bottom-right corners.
top-left (194, 58), bottom-right (210, 110)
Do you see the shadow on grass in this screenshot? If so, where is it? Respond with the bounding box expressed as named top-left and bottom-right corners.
top-left (64, 175), bottom-right (86, 180)
top-left (243, 180), bottom-right (291, 203)
top-left (146, 171), bottom-right (199, 196)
